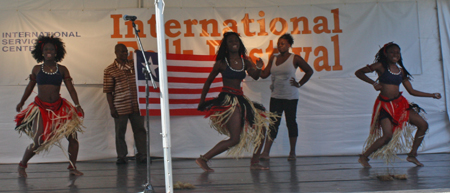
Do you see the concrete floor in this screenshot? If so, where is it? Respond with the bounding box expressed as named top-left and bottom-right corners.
top-left (1, 153), bottom-right (450, 193)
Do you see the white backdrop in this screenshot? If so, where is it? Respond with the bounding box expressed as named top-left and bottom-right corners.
top-left (0, 0), bottom-right (448, 163)
top-left (438, 0), bottom-right (450, 120)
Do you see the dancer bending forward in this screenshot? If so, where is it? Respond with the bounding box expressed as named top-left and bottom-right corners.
top-left (196, 32), bottom-right (278, 172)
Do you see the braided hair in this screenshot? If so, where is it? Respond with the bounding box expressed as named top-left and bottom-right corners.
top-left (215, 31), bottom-right (247, 62)
top-left (31, 35), bottom-right (66, 63)
top-left (374, 42), bottom-right (412, 80)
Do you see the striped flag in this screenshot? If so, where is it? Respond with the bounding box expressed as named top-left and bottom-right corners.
top-left (134, 51), bottom-right (222, 116)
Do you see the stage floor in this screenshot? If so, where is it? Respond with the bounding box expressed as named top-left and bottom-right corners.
top-left (1, 153), bottom-right (450, 193)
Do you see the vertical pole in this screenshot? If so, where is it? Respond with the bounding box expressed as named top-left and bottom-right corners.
top-left (154, 0), bottom-right (174, 192)
top-left (131, 21), bottom-right (156, 193)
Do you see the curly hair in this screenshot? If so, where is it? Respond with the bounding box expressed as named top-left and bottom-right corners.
top-left (31, 35), bottom-right (66, 63)
top-left (215, 31), bottom-right (247, 62)
top-left (374, 42), bottom-right (412, 80)
top-left (279, 33), bottom-right (294, 46)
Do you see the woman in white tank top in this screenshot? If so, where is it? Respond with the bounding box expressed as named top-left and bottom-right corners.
top-left (260, 34), bottom-right (314, 161)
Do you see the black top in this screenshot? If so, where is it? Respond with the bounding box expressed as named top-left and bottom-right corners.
top-left (378, 68), bottom-right (402, 86)
top-left (36, 69), bottom-right (62, 86)
top-left (221, 65), bottom-right (246, 80)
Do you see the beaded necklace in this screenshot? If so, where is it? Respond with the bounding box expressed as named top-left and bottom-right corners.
top-left (388, 64), bottom-right (401, 75)
top-left (41, 64), bottom-right (59, 75)
top-left (225, 57), bottom-right (245, 72)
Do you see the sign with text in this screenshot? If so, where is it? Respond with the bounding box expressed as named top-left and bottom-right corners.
top-left (0, 1), bottom-right (420, 85)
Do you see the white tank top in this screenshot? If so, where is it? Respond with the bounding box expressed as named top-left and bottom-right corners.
top-left (270, 54), bottom-right (299, 100)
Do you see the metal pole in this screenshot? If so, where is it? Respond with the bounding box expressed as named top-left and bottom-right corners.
top-left (129, 19), bottom-right (157, 193)
top-left (143, 66), bottom-right (154, 193)
top-left (154, 0), bottom-right (174, 192)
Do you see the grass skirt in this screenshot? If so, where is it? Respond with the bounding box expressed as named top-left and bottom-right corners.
top-left (15, 96), bottom-right (84, 155)
top-left (198, 86), bottom-right (277, 157)
top-left (363, 93), bottom-right (425, 164)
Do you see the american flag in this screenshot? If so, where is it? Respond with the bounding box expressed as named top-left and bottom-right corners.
top-left (134, 51), bottom-right (222, 116)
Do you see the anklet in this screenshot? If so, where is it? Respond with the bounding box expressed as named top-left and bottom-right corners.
top-left (19, 162), bottom-right (27, 168)
top-left (407, 153), bottom-right (417, 158)
top-left (359, 154), bottom-right (370, 161)
top-left (68, 165), bottom-right (76, 170)
top-left (199, 155), bottom-right (209, 162)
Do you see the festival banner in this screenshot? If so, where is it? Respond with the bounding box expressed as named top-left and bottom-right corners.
top-left (0, 1), bottom-right (421, 85)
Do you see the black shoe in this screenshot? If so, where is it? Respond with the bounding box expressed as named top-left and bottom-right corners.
top-left (136, 154), bottom-right (148, 164)
top-left (116, 157), bottom-right (128, 164)
top-left (138, 157), bottom-right (147, 164)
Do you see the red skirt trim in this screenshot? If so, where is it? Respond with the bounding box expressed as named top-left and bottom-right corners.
top-left (370, 93), bottom-right (410, 134)
top-left (204, 86), bottom-right (243, 118)
top-left (15, 96), bottom-right (83, 142)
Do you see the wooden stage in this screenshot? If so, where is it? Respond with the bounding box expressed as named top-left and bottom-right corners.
top-left (1, 153), bottom-right (450, 193)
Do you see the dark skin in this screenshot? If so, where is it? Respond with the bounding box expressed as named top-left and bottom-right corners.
top-left (196, 34), bottom-right (266, 172)
top-left (106, 44), bottom-right (129, 118)
top-left (259, 37), bottom-right (314, 160)
top-left (355, 46), bottom-right (441, 168)
top-left (16, 43), bottom-right (84, 177)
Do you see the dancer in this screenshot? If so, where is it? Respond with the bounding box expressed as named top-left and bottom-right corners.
top-left (15, 35), bottom-right (85, 177)
top-left (196, 32), bottom-right (277, 172)
top-left (259, 33), bottom-right (313, 161)
top-left (355, 42), bottom-right (441, 167)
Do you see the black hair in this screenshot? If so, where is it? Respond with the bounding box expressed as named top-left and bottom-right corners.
top-left (279, 33), bottom-right (294, 46)
top-left (115, 43), bottom-right (126, 51)
top-left (215, 32), bottom-right (247, 62)
top-left (374, 42), bottom-right (412, 80)
top-left (31, 35), bottom-right (66, 63)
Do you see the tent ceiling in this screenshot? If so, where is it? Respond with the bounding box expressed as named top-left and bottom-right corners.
top-left (0, 0), bottom-right (416, 10)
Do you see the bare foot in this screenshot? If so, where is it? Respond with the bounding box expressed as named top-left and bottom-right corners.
top-left (407, 156), bottom-right (424, 167)
top-left (195, 157), bottom-right (214, 172)
top-left (287, 154), bottom-right (296, 161)
top-left (69, 168), bottom-right (84, 176)
top-left (18, 165), bottom-right (27, 178)
top-left (250, 163), bottom-right (269, 170)
top-left (358, 155), bottom-right (371, 168)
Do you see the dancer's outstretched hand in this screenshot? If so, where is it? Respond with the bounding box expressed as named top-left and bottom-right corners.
top-left (433, 93), bottom-right (441, 99)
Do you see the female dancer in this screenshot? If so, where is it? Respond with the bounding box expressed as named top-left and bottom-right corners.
top-left (259, 33), bottom-right (313, 161)
top-left (355, 42), bottom-right (441, 167)
top-left (196, 32), bottom-right (277, 172)
top-left (15, 35), bottom-right (84, 177)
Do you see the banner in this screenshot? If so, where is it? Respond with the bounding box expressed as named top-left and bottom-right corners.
top-left (0, 1), bottom-right (421, 85)
top-left (134, 51), bottom-right (221, 116)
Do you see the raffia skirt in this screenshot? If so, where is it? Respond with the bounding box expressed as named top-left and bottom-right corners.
top-left (198, 86), bottom-right (277, 157)
top-left (363, 93), bottom-right (425, 164)
top-left (15, 96), bottom-right (84, 154)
